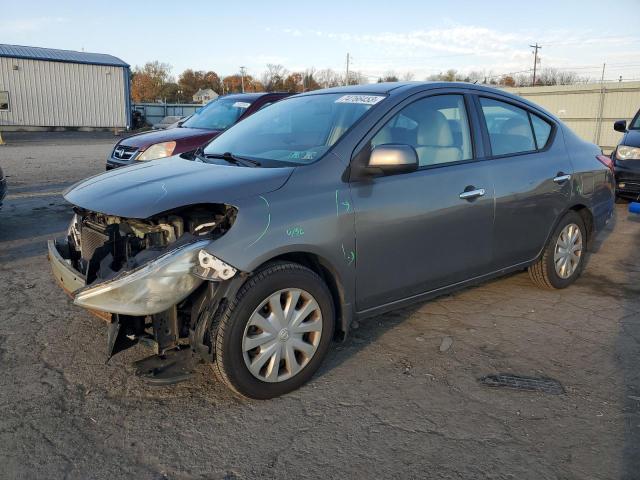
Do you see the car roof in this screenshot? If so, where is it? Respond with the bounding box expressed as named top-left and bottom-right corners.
top-left (218, 92), bottom-right (289, 101)
top-left (297, 81), bottom-right (559, 121)
top-left (302, 81), bottom-right (522, 96)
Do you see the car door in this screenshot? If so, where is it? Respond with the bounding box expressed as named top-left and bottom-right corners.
top-left (475, 95), bottom-right (573, 270)
top-left (350, 92), bottom-right (495, 312)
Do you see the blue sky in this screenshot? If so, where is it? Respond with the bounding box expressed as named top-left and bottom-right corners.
top-left (3, 0), bottom-right (640, 82)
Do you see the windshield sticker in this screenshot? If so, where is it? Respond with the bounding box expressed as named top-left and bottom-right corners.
top-left (335, 95), bottom-right (384, 105)
top-left (288, 151), bottom-right (317, 160)
top-left (232, 101), bottom-right (251, 109)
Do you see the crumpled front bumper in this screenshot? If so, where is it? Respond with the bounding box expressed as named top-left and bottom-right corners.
top-left (47, 239), bottom-right (111, 321)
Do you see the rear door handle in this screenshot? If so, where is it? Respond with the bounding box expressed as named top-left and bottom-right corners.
top-left (459, 188), bottom-right (486, 200)
top-left (553, 173), bottom-right (571, 184)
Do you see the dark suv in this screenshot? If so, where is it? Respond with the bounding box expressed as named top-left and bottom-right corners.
top-left (612, 109), bottom-right (640, 200)
top-left (106, 92), bottom-right (290, 169)
top-left (50, 82), bottom-right (614, 399)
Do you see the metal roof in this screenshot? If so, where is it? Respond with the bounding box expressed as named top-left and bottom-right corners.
top-left (0, 44), bottom-right (128, 68)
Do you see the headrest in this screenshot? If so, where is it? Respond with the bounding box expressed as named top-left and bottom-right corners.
top-left (500, 117), bottom-right (531, 137)
top-left (416, 110), bottom-right (454, 146)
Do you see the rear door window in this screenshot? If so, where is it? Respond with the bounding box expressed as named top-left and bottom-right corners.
top-left (479, 98), bottom-right (535, 155)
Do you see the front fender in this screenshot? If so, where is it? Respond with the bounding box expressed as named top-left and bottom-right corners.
top-left (202, 154), bottom-right (356, 306)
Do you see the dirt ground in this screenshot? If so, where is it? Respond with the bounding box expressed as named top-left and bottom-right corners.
top-left (0, 132), bottom-right (638, 480)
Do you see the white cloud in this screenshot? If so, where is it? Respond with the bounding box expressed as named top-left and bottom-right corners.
top-left (0, 17), bottom-right (68, 34)
top-left (279, 24), bottom-right (640, 81)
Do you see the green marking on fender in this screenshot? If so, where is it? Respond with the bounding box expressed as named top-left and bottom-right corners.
top-left (341, 243), bottom-right (355, 266)
top-left (335, 190), bottom-right (340, 217)
top-left (286, 226), bottom-right (305, 237)
top-left (346, 250), bottom-right (355, 265)
top-left (247, 196), bottom-right (271, 248)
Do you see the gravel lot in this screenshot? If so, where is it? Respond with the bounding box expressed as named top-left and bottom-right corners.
top-left (0, 132), bottom-right (638, 480)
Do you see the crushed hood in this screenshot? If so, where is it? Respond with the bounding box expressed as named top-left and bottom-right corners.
top-left (64, 157), bottom-right (294, 218)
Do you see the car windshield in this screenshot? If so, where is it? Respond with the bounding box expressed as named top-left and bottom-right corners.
top-left (203, 93), bottom-right (386, 165)
top-left (181, 98), bottom-right (252, 130)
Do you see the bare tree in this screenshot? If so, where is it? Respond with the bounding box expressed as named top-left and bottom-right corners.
top-left (426, 69), bottom-right (461, 82)
top-left (316, 68), bottom-right (342, 88)
top-left (261, 64), bottom-right (288, 91)
top-left (534, 67), bottom-right (591, 86)
top-left (346, 71), bottom-right (367, 85)
top-left (401, 71), bottom-right (415, 81)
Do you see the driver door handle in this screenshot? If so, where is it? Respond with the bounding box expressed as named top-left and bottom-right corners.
top-left (459, 188), bottom-right (486, 200)
top-left (553, 173), bottom-right (571, 184)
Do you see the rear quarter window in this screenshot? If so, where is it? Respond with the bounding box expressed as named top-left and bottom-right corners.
top-left (530, 114), bottom-right (552, 149)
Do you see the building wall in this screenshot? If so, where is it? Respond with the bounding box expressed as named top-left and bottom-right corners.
top-left (0, 57), bottom-right (128, 128)
top-left (502, 81), bottom-right (640, 153)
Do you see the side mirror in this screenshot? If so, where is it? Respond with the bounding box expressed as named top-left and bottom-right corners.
top-left (614, 120), bottom-right (627, 133)
top-left (365, 144), bottom-right (419, 176)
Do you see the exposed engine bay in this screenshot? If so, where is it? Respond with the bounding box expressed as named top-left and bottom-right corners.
top-left (51, 203), bottom-right (242, 381)
top-left (67, 204), bottom-right (236, 284)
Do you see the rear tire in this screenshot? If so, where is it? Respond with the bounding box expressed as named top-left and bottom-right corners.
top-left (528, 211), bottom-right (587, 289)
top-left (212, 261), bottom-right (335, 399)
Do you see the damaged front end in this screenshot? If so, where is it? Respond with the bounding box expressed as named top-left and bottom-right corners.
top-left (48, 203), bottom-right (242, 377)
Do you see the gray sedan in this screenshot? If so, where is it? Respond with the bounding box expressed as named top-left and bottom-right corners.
top-left (49, 82), bottom-right (614, 399)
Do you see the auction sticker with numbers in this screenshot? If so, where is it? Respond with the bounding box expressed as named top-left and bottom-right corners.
top-left (334, 95), bottom-right (385, 105)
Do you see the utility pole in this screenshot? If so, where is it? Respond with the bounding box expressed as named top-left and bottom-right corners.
top-left (530, 43), bottom-right (541, 86)
top-left (345, 53), bottom-right (350, 86)
top-left (594, 63), bottom-right (607, 145)
top-left (239, 66), bottom-right (247, 93)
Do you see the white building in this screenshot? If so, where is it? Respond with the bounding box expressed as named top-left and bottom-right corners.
top-left (193, 88), bottom-right (218, 104)
top-left (0, 44), bottom-right (131, 130)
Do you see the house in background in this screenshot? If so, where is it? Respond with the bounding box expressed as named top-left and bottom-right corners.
top-left (0, 44), bottom-right (130, 130)
top-left (193, 88), bottom-right (218, 104)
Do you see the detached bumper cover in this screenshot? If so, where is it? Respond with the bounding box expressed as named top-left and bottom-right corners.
top-left (47, 239), bottom-right (111, 321)
top-left (47, 239), bottom-right (85, 293)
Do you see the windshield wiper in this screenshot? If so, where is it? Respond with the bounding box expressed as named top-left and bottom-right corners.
top-left (204, 152), bottom-right (261, 167)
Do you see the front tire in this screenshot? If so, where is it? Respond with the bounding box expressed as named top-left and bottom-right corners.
top-left (212, 262), bottom-right (335, 399)
top-left (528, 211), bottom-right (587, 289)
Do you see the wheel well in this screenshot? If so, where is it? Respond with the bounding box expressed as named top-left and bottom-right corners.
top-left (570, 204), bottom-right (594, 248)
top-left (265, 252), bottom-right (347, 338)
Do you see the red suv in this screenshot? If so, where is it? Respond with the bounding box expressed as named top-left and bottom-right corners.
top-left (107, 92), bottom-right (290, 169)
